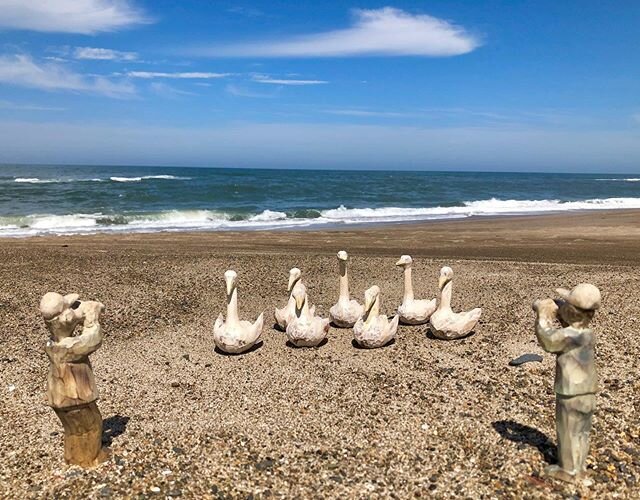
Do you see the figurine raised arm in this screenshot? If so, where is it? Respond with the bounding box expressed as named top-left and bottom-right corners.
top-left (532, 284), bottom-right (600, 482)
top-left (41, 292), bottom-right (107, 467)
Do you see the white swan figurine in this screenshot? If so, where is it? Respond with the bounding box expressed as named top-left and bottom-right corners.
top-left (354, 286), bottom-right (399, 349)
top-left (214, 270), bottom-right (264, 353)
top-left (274, 267), bottom-right (315, 330)
top-left (430, 266), bottom-right (482, 339)
top-left (395, 255), bottom-right (437, 325)
top-left (286, 282), bottom-right (330, 347)
top-left (329, 251), bottom-right (364, 328)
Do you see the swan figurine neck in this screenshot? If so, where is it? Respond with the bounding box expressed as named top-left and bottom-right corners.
top-left (430, 266), bottom-right (482, 340)
top-left (274, 267), bottom-right (303, 330)
top-left (329, 250), bottom-right (364, 328)
top-left (214, 270), bottom-right (264, 354)
top-left (354, 286), bottom-right (399, 348)
top-left (395, 255), bottom-right (436, 325)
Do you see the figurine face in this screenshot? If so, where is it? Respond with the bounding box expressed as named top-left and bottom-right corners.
top-left (557, 300), bottom-right (593, 329)
top-left (438, 266), bottom-right (454, 290)
top-left (41, 293), bottom-right (85, 340)
top-left (292, 283), bottom-right (307, 311)
top-left (337, 251), bottom-right (348, 261)
top-left (364, 286), bottom-right (380, 311)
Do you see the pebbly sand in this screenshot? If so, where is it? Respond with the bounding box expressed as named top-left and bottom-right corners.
top-left (0, 210), bottom-right (639, 498)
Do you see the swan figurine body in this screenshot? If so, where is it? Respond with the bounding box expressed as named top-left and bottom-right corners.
top-left (329, 251), bottom-right (364, 328)
top-left (274, 268), bottom-right (315, 330)
top-left (214, 270), bottom-right (264, 353)
top-left (286, 283), bottom-right (330, 347)
top-left (354, 286), bottom-right (399, 348)
top-left (396, 255), bottom-right (437, 325)
top-left (430, 266), bottom-right (482, 339)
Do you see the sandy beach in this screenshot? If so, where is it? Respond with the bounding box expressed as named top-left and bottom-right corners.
top-left (1, 210), bottom-right (639, 498)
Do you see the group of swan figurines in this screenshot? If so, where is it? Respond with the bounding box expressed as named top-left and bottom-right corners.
top-left (213, 251), bottom-right (482, 354)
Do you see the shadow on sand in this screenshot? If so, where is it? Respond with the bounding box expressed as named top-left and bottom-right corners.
top-left (492, 420), bottom-right (557, 465)
top-left (102, 415), bottom-right (130, 446)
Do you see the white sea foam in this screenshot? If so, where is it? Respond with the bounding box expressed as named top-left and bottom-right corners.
top-left (2, 197), bottom-right (640, 237)
top-left (596, 178), bottom-right (640, 182)
top-left (14, 177), bottom-right (57, 184)
top-left (110, 175), bottom-right (190, 182)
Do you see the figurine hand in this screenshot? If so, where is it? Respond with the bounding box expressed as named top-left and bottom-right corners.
top-left (533, 298), bottom-right (558, 323)
top-left (80, 301), bottom-right (105, 327)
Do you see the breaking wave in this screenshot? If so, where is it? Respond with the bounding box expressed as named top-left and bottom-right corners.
top-left (2, 197), bottom-right (640, 237)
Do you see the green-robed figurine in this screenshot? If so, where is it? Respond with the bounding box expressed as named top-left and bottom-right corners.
top-left (533, 283), bottom-right (601, 483)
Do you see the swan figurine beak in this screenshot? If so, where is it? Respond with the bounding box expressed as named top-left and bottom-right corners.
top-left (294, 289), bottom-right (306, 311)
top-left (225, 270), bottom-right (237, 297)
top-left (287, 267), bottom-right (301, 292)
top-left (395, 255), bottom-right (412, 267)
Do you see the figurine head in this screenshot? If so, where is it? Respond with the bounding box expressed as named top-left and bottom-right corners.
top-left (438, 266), bottom-right (454, 290)
top-left (555, 284), bottom-right (600, 328)
top-left (291, 282), bottom-right (307, 312)
top-left (287, 267), bottom-right (302, 292)
top-left (364, 285), bottom-right (381, 312)
top-left (40, 292), bottom-right (84, 340)
top-left (224, 270), bottom-right (238, 296)
top-left (337, 250), bottom-right (348, 262)
top-left (396, 255), bottom-right (413, 268)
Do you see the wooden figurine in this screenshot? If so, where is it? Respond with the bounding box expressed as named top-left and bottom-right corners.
top-left (533, 284), bottom-right (600, 482)
top-left (40, 292), bottom-right (108, 467)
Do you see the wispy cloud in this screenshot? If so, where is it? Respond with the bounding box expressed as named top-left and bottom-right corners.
top-left (0, 54), bottom-right (135, 98)
top-left (225, 84), bottom-right (278, 98)
top-left (194, 7), bottom-right (480, 58)
top-left (252, 74), bottom-right (328, 85)
top-left (323, 109), bottom-right (419, 118)
top-left (0, 100), bottom-right (65, 111)
top-left (0, 0), bottom-right (151, 34)
top-left (149, 82), bottom-right (196, 98)
top-left (74, 47), bottom-right (138, 61)
top-left (127, 71), bottom-right (230, 79)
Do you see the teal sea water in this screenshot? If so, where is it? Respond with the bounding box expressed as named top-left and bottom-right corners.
top-left (0, 165), bottom-right (639, 237)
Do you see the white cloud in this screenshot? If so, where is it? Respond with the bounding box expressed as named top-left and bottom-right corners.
top-left (252, 74), bottom-right (328, 85)
top-left (324, 109), bottom-right (418, 118)
top-left (196, 7), bottom-right (479, 58)
top-left (0, 54), bottom-right (135, 97)
top-left (0, 100), bottom-right (65, 111)
top-left (225, 84), bottom-right (277, 98)
top-left (0, 0), bottom-right (150, 34)
top-left (127, 71), bottom-right (230, 79)
top-left (74, 47), bottom-right (138, 61)
top-left (149, 82), bottom-right (196, 98)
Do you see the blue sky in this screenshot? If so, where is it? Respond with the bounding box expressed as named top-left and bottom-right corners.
top-left (0, 0), bottom-right (638, 171)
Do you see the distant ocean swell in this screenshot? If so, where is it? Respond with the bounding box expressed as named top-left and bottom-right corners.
top-left (11, 175), bottom-right (190, 184)
top-left (2, 197), bottom-right (640, 237)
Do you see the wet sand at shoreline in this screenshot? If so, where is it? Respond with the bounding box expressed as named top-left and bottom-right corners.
top-left (1, 210), bottom-right (639, 498)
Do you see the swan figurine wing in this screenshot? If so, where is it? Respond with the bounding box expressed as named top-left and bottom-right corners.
top-left (287, 316), bottom-right (330, 347)
top-left (397, 298), bottom-right (437, 325)
top-left (330, 298), bottom-right (364, 328)
top-left (354, 314), bottom-right (398, 349)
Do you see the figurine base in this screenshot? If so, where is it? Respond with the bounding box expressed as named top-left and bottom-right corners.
top-left (544, 465), bottom-right (585, 483)
top-left (54, 401), bottom-right (109, 468)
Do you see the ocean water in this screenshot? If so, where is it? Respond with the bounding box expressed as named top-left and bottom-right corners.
top-left (0, 165), bottom-right (639, 237)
